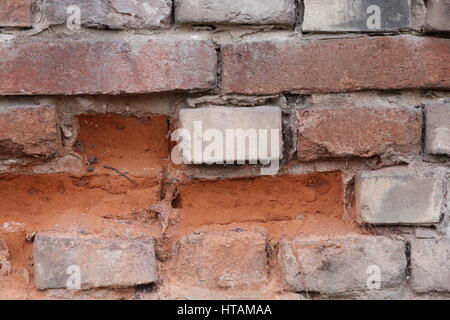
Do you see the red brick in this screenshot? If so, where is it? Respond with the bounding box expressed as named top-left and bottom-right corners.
top-left (0, 104), bottom-right (61, 159)
top-left (0, 40), bottom-right (217, 95)
top-left (174, 230), bottom-right (268, 289)
top-left (0, 0), bottom-right (31, 27)
top-left (297, 107), bottom-right (422, 161)
top-left (222, 36), bottom-right (450, 94)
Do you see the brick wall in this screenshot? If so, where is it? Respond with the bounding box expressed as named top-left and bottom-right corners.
top-left (0, 0), bottom-right (449, 300)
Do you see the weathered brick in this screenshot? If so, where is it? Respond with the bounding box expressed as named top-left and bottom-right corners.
top-left (176, 106), bottom-right (282, 164)
top-left (175, 0), bottom-right (296, 25)
top-left (0, 240), bottom-right (11, 276)
top-left (303, 0), bottom-right (411, 32)
top-left (222, 36), bottom-right (450, 95)
top-left (174, 229), bottom-right (268, 288)
top-left (280, 237), bottom-right (406, 294)
top-left (411, 239), bottom-right (450, 292)
top-left (0, 0), bottom-right (31, 27)
top-left (41, 0), bottom-right (171, 29)
top-left (425, 103), bottom-right (450, 156)
top-left (356, 168), bottom-right (446, 225)
top-left (0, 40), bottom-right (217, 95)
top-left (33, 233), bottom-right (158, 290)
top-left (0, 103), bottom-right (61, 159)
top-left (297, 106), bottom-right (422, 161)
top-left (424, 0), bottom-right (450, 33)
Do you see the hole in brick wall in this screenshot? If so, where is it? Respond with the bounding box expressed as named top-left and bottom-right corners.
top-left (0, 114), bottom-right (172, 250)
top-left (172, 193), bottom-right (182, 209)
top-left (135, 283), bottom-right (158, 293)
top-left (76, 114), bottom-right (169, 177)
top-left (296, 291), bottom-right (321, 299)
top-left (0, 174), bottom-right (161, 223)
top-left (177, 172), bottom-right (345, 227)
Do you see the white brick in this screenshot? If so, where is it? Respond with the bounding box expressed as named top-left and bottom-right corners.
top-left (175, 0), bottom-right (296, 25)
top-left (356, 168), bottom-right (446, 225)
top-left (176, 106), bottom-right (283, 165)
top-left (280, 237), bottom-right (406, 294)
top-left (303, 0), bottom-right (411, 32)
top-left (425, 103), bottom-right (450, 156)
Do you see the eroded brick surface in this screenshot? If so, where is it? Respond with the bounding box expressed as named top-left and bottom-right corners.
top-left (356, 168), bottom-right (447, 225)
top-left (222, 36), bottom-right (450, 94)
top-left (175, 0), bottom-right (296, 25)
top-left (0, 0), bottom-right (31, 27)
top-left (297, 106), bottom-right (422, 161)
top-left (174, 229), bottom-right (268, 289)
top-left (0, 103), bottom-right (61, 159)
top-left (280, 237), bottom-right (407, 294)
top-left (34, 233), bottom-right (158, 290)
top-left (0, 40), bottom-right (217, 95)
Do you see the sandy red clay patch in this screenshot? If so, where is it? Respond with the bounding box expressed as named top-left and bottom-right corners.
top-left (77, 114), bottom-right (169, 177)
top-left (177, 172), bottom-right (345, 226)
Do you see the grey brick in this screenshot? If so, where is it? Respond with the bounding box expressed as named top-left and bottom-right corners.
top-left (33, 233), bottom-right (158, 290)
top-left (280, 237), bottom-right (407, 294)
top-left (411, 239), bottom-right (450, 292)
top-left (356, 168), bottom-right (446, 225)
top-left (41, 0), bottom-right (171, 29)
top-left (175, 0), bottom-right (296, 25)
top-left (424, 0), bottom-right (450, 32)
top-left (303, 0), bottom-right (411, 32)
top-left (425, 103), bottom-right (450, 156)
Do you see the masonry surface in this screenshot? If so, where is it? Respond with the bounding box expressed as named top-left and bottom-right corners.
top-left (0, 0), bottom-right (449, 300)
